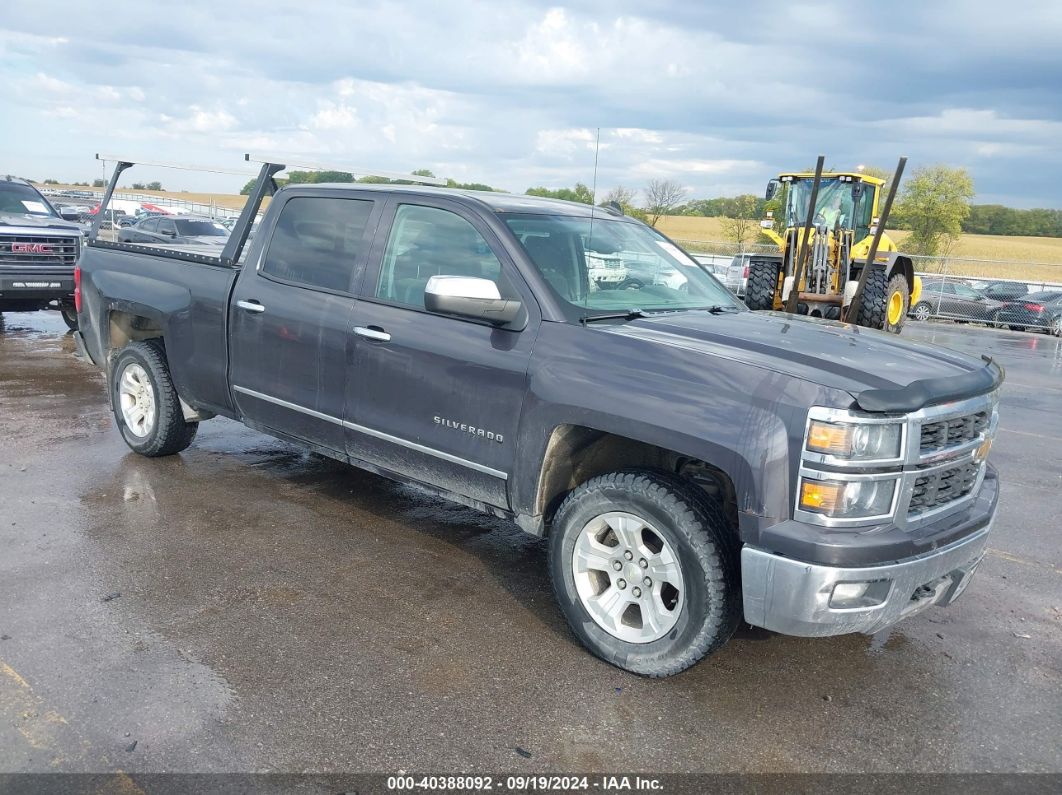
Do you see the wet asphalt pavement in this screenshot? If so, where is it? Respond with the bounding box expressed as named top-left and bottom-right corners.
top-left (0, 311), bottom-right (1059, 776)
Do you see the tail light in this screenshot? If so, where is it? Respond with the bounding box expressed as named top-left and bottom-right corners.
top-left (74, 264), bottom-right (82, 312)
top-left (743, 264), bottom-right (749, 278)
top-left (1023, 303), bottom-right (1044, 312)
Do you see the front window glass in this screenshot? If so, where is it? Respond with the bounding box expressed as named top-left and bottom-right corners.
top-left (175, 219), bottom-right (228, 236)
top-left (504, 213), bottom-right (738, 315)
top-left (0, 183), bottom-right (57, 217)
top-left (376, 204), bottom-right (509, 309)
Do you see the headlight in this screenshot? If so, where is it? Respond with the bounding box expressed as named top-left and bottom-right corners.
top-left (799, 477), bottom-right (897, 519)
top-left (806, 419), bottom-right (902, 461)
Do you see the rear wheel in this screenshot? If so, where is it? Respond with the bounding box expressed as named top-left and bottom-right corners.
top-left (110, 340), bottom-right (198, 457)
top-left (912, 302), bottom-right (932, 322)
top-left (853, 267), bottom-right (888, 330)
top-left (883, 273), bottom-right (909, 334)
top-left (548, 470), bottom-right (740, 677)
top-left (1051, 316), bottom-right (1062, 337)
top-left (744, 259), bottom-right (780, 311)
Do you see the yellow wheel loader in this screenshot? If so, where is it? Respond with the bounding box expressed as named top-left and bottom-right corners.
top-left (745, 170), bottom-right (922, 333)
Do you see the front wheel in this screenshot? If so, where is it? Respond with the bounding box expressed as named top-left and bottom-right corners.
top-left (744, 259), bottom-right (780, 311)
top-left (883, 273), bottom-right (910, 333)
top-left (110, 340), bottom-right (198, 457)
top-left (912, 301), bottom-right (932, 322)
top-left (1050, 316), bottom-right (1062, 337)
top-left (548, 470), bottom-right (740, 677)
top-left (59, 302), bottom-right (78, 331)
top-left (853, 267), bottom-right (888, 330)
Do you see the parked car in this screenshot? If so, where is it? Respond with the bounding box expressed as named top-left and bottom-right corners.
top-left (119, 215), bottom-right (229, 247)
top-left (994, 291), bottom-right (1062, 335)
top-left (75, 175), bottom-right (1002, 677)
top-left (0, 175), bottom-right (82, 328)
top-left (975, 280), bottom-right (1029, 302)
top-left (910, 279), bottom-right (1003, 324)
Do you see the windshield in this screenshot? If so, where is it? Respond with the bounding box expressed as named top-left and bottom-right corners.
top-left (785, 177), bottom-right (873, 238)
top-left (175, 219), bottom-right (228, 236)
top-left (0, 183), bottom-right (58, 218)
top-left (504, 213), bottom-right (740, 317)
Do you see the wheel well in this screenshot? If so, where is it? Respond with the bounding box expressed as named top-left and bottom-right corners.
top-left (536, 425), bottom-right (738, 531)
top-left (108, 310), bottom-right (163, 354)
top-left (888, 255), bottom-right (915, 288)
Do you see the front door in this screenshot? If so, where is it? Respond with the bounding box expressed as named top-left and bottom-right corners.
top-left (229, 193), bottom-right (381, 453)
top-left (346, 199), bottom-right (539, 508)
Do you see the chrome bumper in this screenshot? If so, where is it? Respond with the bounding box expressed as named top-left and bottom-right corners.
top-left (741, 521), bottom-right (993, 637)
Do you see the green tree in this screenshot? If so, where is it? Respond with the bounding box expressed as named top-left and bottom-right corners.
top-left (719, 195), bottom-right (762, 253)
top-left (146, 181), bottom-right (163, 191)
top-left (131, 182), bottom-right (145, 190)
top-left (893, 166), bottom-right (975, 257)
top-left (525, 184), bottom-right (594, 204)
top-left (92, 179), bottom-right (105, 188)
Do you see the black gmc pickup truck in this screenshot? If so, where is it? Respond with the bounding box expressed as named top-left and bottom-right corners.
top-left (0, 177), bottom-right (83, 329)
top-left (74, 169), bottom-right (1001, 676)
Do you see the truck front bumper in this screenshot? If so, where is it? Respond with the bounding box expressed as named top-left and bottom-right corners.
top-left (741, 517), bottom-right (994, 637)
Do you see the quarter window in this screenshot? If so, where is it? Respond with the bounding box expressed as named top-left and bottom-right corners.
top-left (261, 198), bottom-right (374, 293)
top-left (376, 204), bottom-right (506, 308)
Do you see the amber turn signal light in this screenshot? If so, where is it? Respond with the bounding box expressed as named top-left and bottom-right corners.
top-left (799, 480), bottom-right (844, 513)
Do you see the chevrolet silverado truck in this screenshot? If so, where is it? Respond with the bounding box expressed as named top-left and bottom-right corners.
top-left (74, 164), bottom-right (1002, 676)
top-left (0, 176), bottom-right (83, 329)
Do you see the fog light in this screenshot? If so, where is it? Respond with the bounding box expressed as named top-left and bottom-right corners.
top-left (829, 580), bottom-right (891, 609)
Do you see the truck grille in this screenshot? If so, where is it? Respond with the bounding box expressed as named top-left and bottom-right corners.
top-left (908, 460), bottom-right (982, 516)
top-left (0, 235), bottom-right (80, 267)
top-left (920, 410), bottom-right (990, 454)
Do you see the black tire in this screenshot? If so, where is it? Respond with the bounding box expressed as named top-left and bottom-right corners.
top-left (744, 259), bottom-right (779, 311)
top-left (618, 278), bottom-right (644, 291)
top-left (110, 340), bottom-right (198, 457)
top-left (1050, 315), bottom-right (1062, 338)
top-left (548, 470), bottom-right (740, 677)
top-left (1008, 325), bottom-right (1026, 332)
top-left (853, 266), bottom-right (888, 330)
top-left (59, 302), bottom-right (78, 331)
top-left (883, 273), bottom-right (909, 334)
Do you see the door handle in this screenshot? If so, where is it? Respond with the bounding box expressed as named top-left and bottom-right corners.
top-left (237, 299), bottom-right (265, 313)
top-left (354, 326), bottom-right (391, 342)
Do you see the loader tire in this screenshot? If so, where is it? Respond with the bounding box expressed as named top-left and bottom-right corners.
top-left (745, 259), bottom-right (780, 311)
top-left (883, 273), bottom-right (910, 334)
top-left (853, 267), bottom-right (888, 331)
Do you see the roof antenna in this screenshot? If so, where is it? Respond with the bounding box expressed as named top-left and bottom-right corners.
top-left (591, 127), bottom-right (601, 204)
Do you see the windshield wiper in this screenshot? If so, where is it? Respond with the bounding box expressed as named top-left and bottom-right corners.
top-left (701, 304), bottom-right (741, 314)
top-left (580, 309), bottom-right (649, 324)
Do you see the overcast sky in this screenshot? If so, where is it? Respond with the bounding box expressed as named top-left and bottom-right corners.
top-left (3, 1), bottom-right (1061, 207)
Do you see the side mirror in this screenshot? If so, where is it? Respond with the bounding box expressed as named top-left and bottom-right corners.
top-left (851, 182), bottom-right (865, 201)
top-left (765, 179), bottom-right (780, 201)
top-left (424, 275), bottom-right (522, 326)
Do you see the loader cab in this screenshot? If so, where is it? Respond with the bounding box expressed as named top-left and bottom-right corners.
top-left (771, 172), bottom-right (882, 242)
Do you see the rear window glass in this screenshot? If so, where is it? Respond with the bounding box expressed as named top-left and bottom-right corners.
top-left (261, 197), bottom-right (374, 293)
top-left (175, 219), bottom-right (228, 236)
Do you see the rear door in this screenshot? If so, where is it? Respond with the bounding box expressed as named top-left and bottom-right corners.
top-left (229, 192), bottom-right (382, 453)
top-left (346, 198), bottom-right (539, 508)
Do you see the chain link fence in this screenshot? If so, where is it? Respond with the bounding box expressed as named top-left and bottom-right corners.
top-left (676, 239), bottom-right (1062, 335)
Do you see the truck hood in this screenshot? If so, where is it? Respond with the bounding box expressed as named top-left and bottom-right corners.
top-left (0, 212), bottom-right (82, 233)
top-left (601, 309), bottom-right (986, 399)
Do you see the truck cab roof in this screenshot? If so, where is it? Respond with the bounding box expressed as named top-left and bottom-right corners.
top-left (288, 183), bottom-right (628, 219)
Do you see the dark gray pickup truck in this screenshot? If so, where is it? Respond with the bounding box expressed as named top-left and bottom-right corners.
top-left (75, 170), bottom-right (1002, 676)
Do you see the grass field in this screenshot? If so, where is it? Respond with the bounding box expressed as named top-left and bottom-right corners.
top-left (655, 216), bottom-right (1062, 282)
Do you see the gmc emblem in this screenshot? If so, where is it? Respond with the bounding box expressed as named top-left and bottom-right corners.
top-left (12, 243), bottom-right (54, 254)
